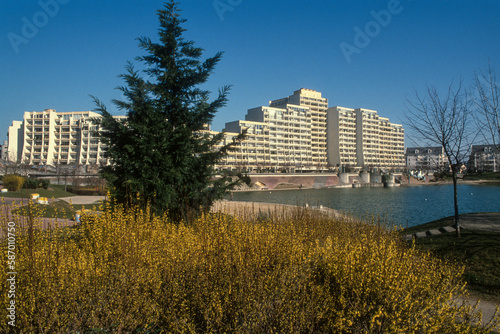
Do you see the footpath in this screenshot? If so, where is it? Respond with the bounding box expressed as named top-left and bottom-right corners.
top-left (0, 196), bottom-right (107, 235)
top-left (404, 212), bottom-right (500, 240)
top-left (404, 212), bottom-right (500, 327)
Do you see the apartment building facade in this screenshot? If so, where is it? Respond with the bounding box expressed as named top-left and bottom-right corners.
top-left (327, 107), bottom-right (405, 171)
top-left (219, 120), bottom-right (269, 171)
top-left (7, 109), bottom-right (126, 167)
top-left (405, 146), bottom-right (447, 171)
top-left (269, 89), bottom-right (328, 170)
top-left (6, 89), bottom-right (405, 173)
top-left (326, 107), bottom-right (357, 169)
top-left (468, 144), bottom-right (499, 172)
top-left (378, 116), bottom-right (405, 169)
top-left (219, 104), bottom-right (313, 172)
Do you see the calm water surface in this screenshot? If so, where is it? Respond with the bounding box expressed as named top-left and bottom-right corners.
top-left (231, 184), bottom-right (500, 227)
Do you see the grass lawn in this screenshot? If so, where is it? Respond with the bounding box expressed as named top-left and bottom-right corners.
top-left (0, 184), bottom-right (76, 199)
top-left (464, 171), bottom-right (500, 181)
top-left (405, 215), bottom-right (500, 297)
top-left (10, 201), bottom-right (97, 219)
top-left (1, 185), bottom-right (102, 219)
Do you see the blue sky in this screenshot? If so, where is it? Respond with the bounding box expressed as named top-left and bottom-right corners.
top-left (1, 0), bottom-right (499, 145)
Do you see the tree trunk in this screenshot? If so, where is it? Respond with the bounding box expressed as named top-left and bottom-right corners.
top-left (181, 203), bottom-right (190, 225)
top-left (452, 167), bottom-right (460, 237)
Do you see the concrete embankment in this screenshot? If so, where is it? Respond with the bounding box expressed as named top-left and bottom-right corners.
top-left (238, 173), bottom-right (403, 191)
top-left (247, 174), bottom-right (341, 190)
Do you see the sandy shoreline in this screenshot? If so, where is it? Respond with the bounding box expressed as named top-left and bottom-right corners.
top-left (212, 200), bottom-right (340, 218)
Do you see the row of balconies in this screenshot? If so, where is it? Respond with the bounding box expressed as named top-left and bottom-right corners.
top-left (269, 138), bottom-right (311, 146)
top-left (268, 119), bottom-right (311, 125)
top-left (269, 140), bottom-right (311, 147)
top-left (224, 156), bottom-right (313, 163)
top-left (232, 149), bottom-right (312, 155)
top-left (29, 114), bottom-right (46, 119)
top-left (339, 123), bottom-right (356, 128)
top-left (27, 120), bottom-right (49, 126)
top-left (268, 128), bottom-right (311, 134)
top-left (27, 127), bottom-right (48, 133)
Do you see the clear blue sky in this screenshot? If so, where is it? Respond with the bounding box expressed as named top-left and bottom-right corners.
top-left (1, 0), bottom-right (499, 145)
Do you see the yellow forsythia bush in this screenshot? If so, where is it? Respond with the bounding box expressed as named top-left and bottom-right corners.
top-left (2, 174), bottom-right (25, 192)
top-left (0, 202), bottom-right (498, 333)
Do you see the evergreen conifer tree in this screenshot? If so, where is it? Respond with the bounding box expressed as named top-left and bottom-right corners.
top-left (92, 1), bottom-right (243, 222)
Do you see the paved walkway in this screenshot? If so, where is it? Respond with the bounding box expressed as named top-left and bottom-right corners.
top-left (404, 212), bottom-right (500, 240)
top-left (403, 212), bottom-right (500, 327)
top-left (457, 294), bottom-right (500, 329)
top-left (58, 195), bottom-right (107, 205)
top-left (0, 196), bottom-right (106, 237)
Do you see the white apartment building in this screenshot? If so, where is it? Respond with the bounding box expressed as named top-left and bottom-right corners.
top-left (326, 107), bottom-right (357, 169)
top-left (220, 104), bottom-right (313, 172)
top-left (468, 145), bottom-right (499, 172)
top-left (405, 146), bottom-right (447, 171)
top-left (219, 120), bottom-right (269, 171)
top-left (6, 89), bottom-right (406, 173)
top-left (269, 89), bottom-right (327, 170)
top-left (327, 107), bottom-right (405, 170)
top-left (6, 121), bottom-right (23, 162)
top-left (7, 109), bottom-right (126, 167)
top-left (356, 108), bottom-right (381, 167)
top-left (379, 116), bottom-right (405, 168)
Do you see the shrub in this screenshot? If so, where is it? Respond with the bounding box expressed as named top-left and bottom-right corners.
top-left (40, 179), bottom-right (50, 189)
top-left (23, 178), bottom-right (50, 189)
top-left (2, 174), bottom-right (25, 191)
top-left (66, 186), bottom-right (103, 196)
top-left (0, 205), bottom-right (497, 333)
top-left (23, 178), bottom-right (37, 189)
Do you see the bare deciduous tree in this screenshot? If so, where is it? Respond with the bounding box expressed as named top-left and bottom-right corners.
top-left (405, 82), bottom-right (474, 237)
top-left (474, 64), bottom-right (499, 169)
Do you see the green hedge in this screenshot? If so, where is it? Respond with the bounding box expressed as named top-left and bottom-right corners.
top-left (67, 186), bottom-right (105, 196)
top-left (23, 178), bottom-right (50, 189)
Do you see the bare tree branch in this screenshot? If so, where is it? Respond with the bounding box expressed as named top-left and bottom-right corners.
top-left (473, 64), bottom-right (500, 150)
top-left (404, 81), bottom-right (475, 237)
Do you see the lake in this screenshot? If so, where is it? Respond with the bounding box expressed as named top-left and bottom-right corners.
top-left (231, 184), bottom-right (500, 227)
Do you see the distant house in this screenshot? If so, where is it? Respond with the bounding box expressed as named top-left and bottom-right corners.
top-left (468, 145), bottom-right (499, 172)
top-left (405, 146), bottom-right (447, 172)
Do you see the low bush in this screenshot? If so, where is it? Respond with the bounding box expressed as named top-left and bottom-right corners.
top-left (464, 172), bottom-right (500, 180)
top-left (0, 205), bottom-right (497, 333)
top-left (23, 178), bottom-right (50, 189)
top-left (66, 186), bottom-right (104, 196)
top-left (2, 174), bottom-right (25, 191)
